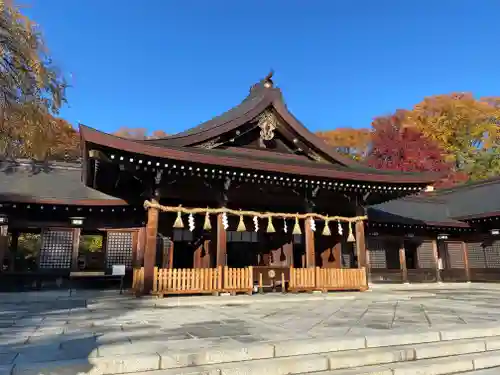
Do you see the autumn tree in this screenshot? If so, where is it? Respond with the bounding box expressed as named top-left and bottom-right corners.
top-left (113, 127), bottom-right (168, 139)
top-left (316, 128), bottom-right (372, 160)
top-left (404, 93), bottom-right (500, 179)
top-left (0, 1), bottom-right (67, 159)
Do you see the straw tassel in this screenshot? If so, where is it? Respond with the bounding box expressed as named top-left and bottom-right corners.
top-left (203, 211), bottom-right (211, 231)
top-left (266, 217), bottom-right (276, 233)
top-left (322, 219), bottom-right (331, 236)
top-left (347, 222), bottom-right (356, 242)
top-left (292, 216), bottom-right (302, 235)
top-left (237, 215), bottom-right (246, 232)
top-left (173, 210), bottom-right (184, 228)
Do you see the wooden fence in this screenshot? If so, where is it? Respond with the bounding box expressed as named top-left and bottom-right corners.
top-left (132, 266), bottom-right (367, 296)
top-left (289, 267), bottom-right (368, 292)
top-left (153, 266), bottom-right (224, 296)
top-left (132, 266), bottom-right (252, 297)
top-left (132, 267), bottom-right (144, 294)
top-left (223, 266), bottom-right (253, 294)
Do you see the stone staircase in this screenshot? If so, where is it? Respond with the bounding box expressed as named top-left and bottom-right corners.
top-left (9, 323), bottom-right (500, 375)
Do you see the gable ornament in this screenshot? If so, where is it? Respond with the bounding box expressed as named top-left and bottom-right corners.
top-left (257, 110), bottom-right (279, 142)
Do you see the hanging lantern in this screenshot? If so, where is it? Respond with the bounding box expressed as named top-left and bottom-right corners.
top-left (266, 217), bottom-right (276, 233)
top-left (347, 222), bottom-right (356, 242)
top-left (337, 221), bottom-right (343, 235)
top-left (283, 218), bottom-right (288, 233)
top-left (203, 212), bottom-right (212, 231)
top-left (292, 216), bottom-right (301, 235)
top-left (237, 215), bottom-right (246, 232)
top-left (173, 211), bottom-right (184, 228)
top-left (188, 213), bottom-right (195, 232)
top-left (253, 216), bottom-right (259, 232)
top-left (322, 219), bottom-right (331, 236)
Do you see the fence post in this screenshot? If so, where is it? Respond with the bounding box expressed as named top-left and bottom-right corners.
top-left (315, 267), bottom-right (321, 292)
top-left (153, 267), bottom-right (158, 293)
top-left (218, 265), bottom-right (223, 291)
top-left (363, 266), bottom-right (369, 291)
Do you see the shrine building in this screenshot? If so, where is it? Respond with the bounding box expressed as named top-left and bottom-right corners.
top-left (0, 73), bottom-right (498, 294)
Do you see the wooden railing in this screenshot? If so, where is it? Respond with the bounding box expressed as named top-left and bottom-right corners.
top-left (223, 266), bottom-right (253, 294)
top-left (132, 266), bottom-right (367, 296)
top-left (132, 267), bottom-right (144, 294)
top-left (289, 267), bottom-right (368, 292)
top-left (132, 266), bottom-right (253, 297)
top-left (153, 266), bottom-right (223, 296)
top-left (288, 267), bottom-right (316, 292)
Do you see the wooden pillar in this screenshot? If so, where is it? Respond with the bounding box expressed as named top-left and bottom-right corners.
top-left (216, 213), bottom-right (227, 267)
top-left (432, 239), bottom-right (441, 283)
top-left (193, 239), bottom-right (212, 268)
top-left (132, 228), bottom-right (145, 268)
top-left (305, 219), bottom-right (315, 268)
top-left (462, 241), bottom-right (471, 282)
top-left (143, 201), bottom-right (159, 294)
top-left (167, 238), bottom-right (174, 268)
top-left (0, 225), bottom-right (8, 272)
top-left (283, 241), bottom-right (294, 267)
top-left (355, 221), bottom-right (367, 268)
top-left (399, 241), bottom-right (408, 283)
top-left (71, 228), bottom-right (81, 271)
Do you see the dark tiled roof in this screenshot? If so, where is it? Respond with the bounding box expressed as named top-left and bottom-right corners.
top-left (0, 160), bottom-right (123, 204)
top-left (368, 198), bottom-right (467, 227)
top-left (428, 177), bottom-right (500, 219)
top-left (369, 177), bottom-right (500, 226)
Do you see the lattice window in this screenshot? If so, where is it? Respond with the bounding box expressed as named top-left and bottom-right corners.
top-left (367, 238), bottom-right (387, 269)
top-left (485, 240), bottom-right (500, 268)
top-left (417, 241), bottom-right (435, 268)
top-left (445, 242), bottom-right (465, 269)
top-left (467, 242), bottom-right (487, 268)
top-left (106, 232), bottom-right (133, 268)
top-left (39, 230), bottom-right (73, 269)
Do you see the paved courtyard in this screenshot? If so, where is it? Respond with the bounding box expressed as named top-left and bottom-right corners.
top-left (2, 283), bottom-right (500, 367)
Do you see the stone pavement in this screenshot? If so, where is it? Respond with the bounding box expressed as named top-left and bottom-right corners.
top-left (1, 283), bottom-right (500, 372)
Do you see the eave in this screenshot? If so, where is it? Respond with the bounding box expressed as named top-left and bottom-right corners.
top-left (80, 125), bottom-right (440, 186)
top-left (151, 86), bottom-right (360, 168)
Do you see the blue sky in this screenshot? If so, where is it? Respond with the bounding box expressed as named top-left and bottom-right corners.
top-left (25, 0), bottom-right (500, 135)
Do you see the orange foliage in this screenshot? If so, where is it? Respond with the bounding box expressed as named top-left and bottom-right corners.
top-left (316, 128), bottom-right (372, 160)
top-left (113, 127), bottom-right (168, 139)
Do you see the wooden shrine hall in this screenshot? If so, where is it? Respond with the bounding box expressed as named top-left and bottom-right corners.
top-left (0, 73), bottom-right (498, 294)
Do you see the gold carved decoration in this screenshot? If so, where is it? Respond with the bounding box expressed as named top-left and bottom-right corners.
top-left (195, 137), bottom-right (223, 150)
top-left (308, 150), bottom-right (326, 163)
top-left (257, 110), bottom-right (279, 142)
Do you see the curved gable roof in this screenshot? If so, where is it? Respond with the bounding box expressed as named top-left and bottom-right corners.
top-left (142, 73), bottom-right (362, 168)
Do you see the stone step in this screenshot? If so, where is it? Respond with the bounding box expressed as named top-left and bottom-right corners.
top-left (458, 367), bottom-right (500, 374)
top-left (300, 351), bottom-right (500, 375)
top-left (10, 323), bottom-right (500, 375)
top-left (11, 337), bottom-right (500, 375)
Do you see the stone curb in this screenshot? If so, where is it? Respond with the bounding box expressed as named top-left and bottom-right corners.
top-left (10, 321), bottom-right (500, 375)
